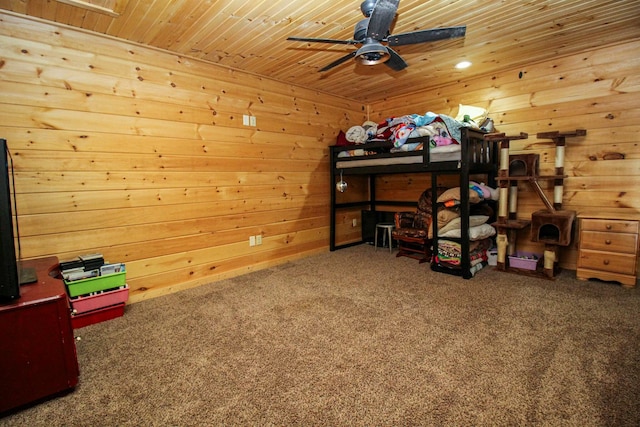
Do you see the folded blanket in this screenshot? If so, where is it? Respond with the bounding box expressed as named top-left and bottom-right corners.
top-left (438, 208), bottom-right (460, 226)
top-left (436, 238), bottom-right (492, 266)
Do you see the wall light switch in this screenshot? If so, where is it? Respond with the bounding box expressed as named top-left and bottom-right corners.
top-left (242, 114), bottom-right (250, 126)
top-left (352, 219), bottom-right (357, 227)
top-left (256, 235), bottom-right (262, 245)
top-left (249, 236), bottom-right (256, 246)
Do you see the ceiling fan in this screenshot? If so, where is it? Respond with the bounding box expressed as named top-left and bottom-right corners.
top-left (287, 0), bottom-right (466, 72)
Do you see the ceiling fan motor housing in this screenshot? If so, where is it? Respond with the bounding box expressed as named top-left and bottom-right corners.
top-left (354, 18), bottom-right (369, 40)
top-left (360, 0), bottom-right (377, 17)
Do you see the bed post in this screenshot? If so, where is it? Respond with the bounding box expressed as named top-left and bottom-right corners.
top-left (431, 171), bottom-right (439, 265)
top-left (459, 128), bottom-right (472, 279)
top-left (330, 146), bottom-right (337, 251)
top-left (369, 174), bottom-right (377, 212)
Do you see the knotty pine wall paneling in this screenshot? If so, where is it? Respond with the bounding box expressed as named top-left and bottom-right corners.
top-left (370, 39), bottom-right (640, 271)
top-left (0, 12), bottom-right (367, 303)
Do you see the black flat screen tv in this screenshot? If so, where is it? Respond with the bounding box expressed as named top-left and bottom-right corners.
top-left (0, 139), bottom-right (36, 302)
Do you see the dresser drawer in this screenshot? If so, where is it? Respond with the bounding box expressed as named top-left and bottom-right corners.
top-left (581, 218), bottom-right (639, 234)
top-left (580, 230), bottom-right (638, 254)
top-left (577, 249), bottom-right (637, 276)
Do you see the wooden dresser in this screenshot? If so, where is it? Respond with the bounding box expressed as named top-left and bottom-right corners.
top-left (576, 213), bottom-right (639, 288)
top-left (0, 257), bottom-right (79, 414)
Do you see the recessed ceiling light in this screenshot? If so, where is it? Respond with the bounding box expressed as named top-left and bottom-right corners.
top-left (455, 61), bottom-right (472, 69)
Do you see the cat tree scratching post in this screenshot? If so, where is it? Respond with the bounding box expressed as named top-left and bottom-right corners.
top-left (485, 132), bottom-right (529, 270)
top-left (489, 129), bottom-right (585, 278)
top-left (530, 129), bottom-right (586, 277)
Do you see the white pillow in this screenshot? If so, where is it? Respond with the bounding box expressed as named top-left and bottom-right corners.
top-left (440, 223), bottom-right (496, 240)
top-left (455, 104), bottom-right (488, 124)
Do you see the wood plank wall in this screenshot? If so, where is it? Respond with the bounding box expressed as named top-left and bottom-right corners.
top-left (0, 12), bottom-right (366, 303)
top-left (1, 11), bottom-right (638, 299)
top-left (370, 39), bottom-right (640, 270)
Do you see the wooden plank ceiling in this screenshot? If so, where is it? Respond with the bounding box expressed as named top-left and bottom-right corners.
top-left (1, 0), bottom-right (640, 103)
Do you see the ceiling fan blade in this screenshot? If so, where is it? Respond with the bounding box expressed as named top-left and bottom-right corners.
top-left (385, 47), bottom-right (407, 71)
top-left (287, 37), bottom-right (357, 45)
top-left (366, 0), bottom-right (400, 40)
top-left (319, 51), bottom-right (357, 72)
top-left (387, 26), bottom-right (467, 46)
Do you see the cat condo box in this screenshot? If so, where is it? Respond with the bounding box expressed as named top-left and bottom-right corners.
top-left (508, 251), bottom-right (543, 271)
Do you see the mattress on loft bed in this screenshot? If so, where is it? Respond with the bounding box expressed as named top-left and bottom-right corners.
top-left (335, 144), bottom-right (461, 169)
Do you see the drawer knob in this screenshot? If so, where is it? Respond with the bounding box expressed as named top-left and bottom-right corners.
top-left (606, 224), bottom-right (612, 230)
top-left (605, 239), bottom-right (611, 245)
top-left (603, 259), bottom-right (610, 266)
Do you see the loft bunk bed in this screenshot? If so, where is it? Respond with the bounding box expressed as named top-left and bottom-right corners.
top-left (330, 124), bottom-right (499, 279)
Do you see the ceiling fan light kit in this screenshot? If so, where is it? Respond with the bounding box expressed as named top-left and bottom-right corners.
top-left (287, 0), bottom-right (467, 72)
top-left (356, 41), bottom-right (389, 65)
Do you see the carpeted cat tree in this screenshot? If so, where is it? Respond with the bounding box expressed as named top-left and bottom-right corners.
top-left (490, 129), bottom-right (586, 278)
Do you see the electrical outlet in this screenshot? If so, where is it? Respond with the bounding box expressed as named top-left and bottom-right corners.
top-left (256, 234), bottom-right (262, 245)
top-left (249, 236), bottom-right (256, 246)
top-left (352, 219), bottom-right (357, 227)
top-left (249, 115), bottom-right (256, 127)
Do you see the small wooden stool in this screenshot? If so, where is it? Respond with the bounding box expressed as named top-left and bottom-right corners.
top-left (375, 223), bottom-right (395, 253)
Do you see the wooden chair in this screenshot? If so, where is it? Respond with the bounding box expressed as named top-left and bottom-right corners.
top-left (392, 187), bottom-right (443, 263)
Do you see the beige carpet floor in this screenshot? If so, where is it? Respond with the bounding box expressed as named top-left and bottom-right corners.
top-left (2, 245), bottom-right (639, 426)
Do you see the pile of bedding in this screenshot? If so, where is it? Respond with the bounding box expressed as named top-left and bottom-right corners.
top-left (431, 184), bottom-right (498, 275)
top-left (337, 111), bottom-right (476, 159)
top-left (372, 106), bottom-right (489, 148)
top-left (381, 112), bottom-right (464, 150)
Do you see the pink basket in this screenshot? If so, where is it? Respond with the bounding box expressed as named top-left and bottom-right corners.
top-left (508, 251), bottom-right (542, 271)
top-left (71, 303), bottom-right (125, 329)
top-left (70, 285), bottom-right (128, 314)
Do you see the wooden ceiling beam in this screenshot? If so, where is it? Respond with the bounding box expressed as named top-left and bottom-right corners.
top-left (54, 0), bottom-right (128, 17)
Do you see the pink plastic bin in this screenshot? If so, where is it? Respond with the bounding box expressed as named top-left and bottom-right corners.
top-left (71, 303), bottom-right (125, 329)
top-left (508, 251), bottom-right (543, 271)
top-left (70, 285), bottom-right (128, 314)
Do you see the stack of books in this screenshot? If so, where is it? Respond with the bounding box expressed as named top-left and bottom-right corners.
top-left (79, 253), bottom-right (104, 272)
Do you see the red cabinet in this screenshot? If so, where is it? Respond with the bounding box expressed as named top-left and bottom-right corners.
top-left (0, 257), bottom-right (79, 414)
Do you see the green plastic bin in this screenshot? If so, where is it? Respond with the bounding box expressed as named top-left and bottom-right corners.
top-left (65, 270), bottom-right (126, 297)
